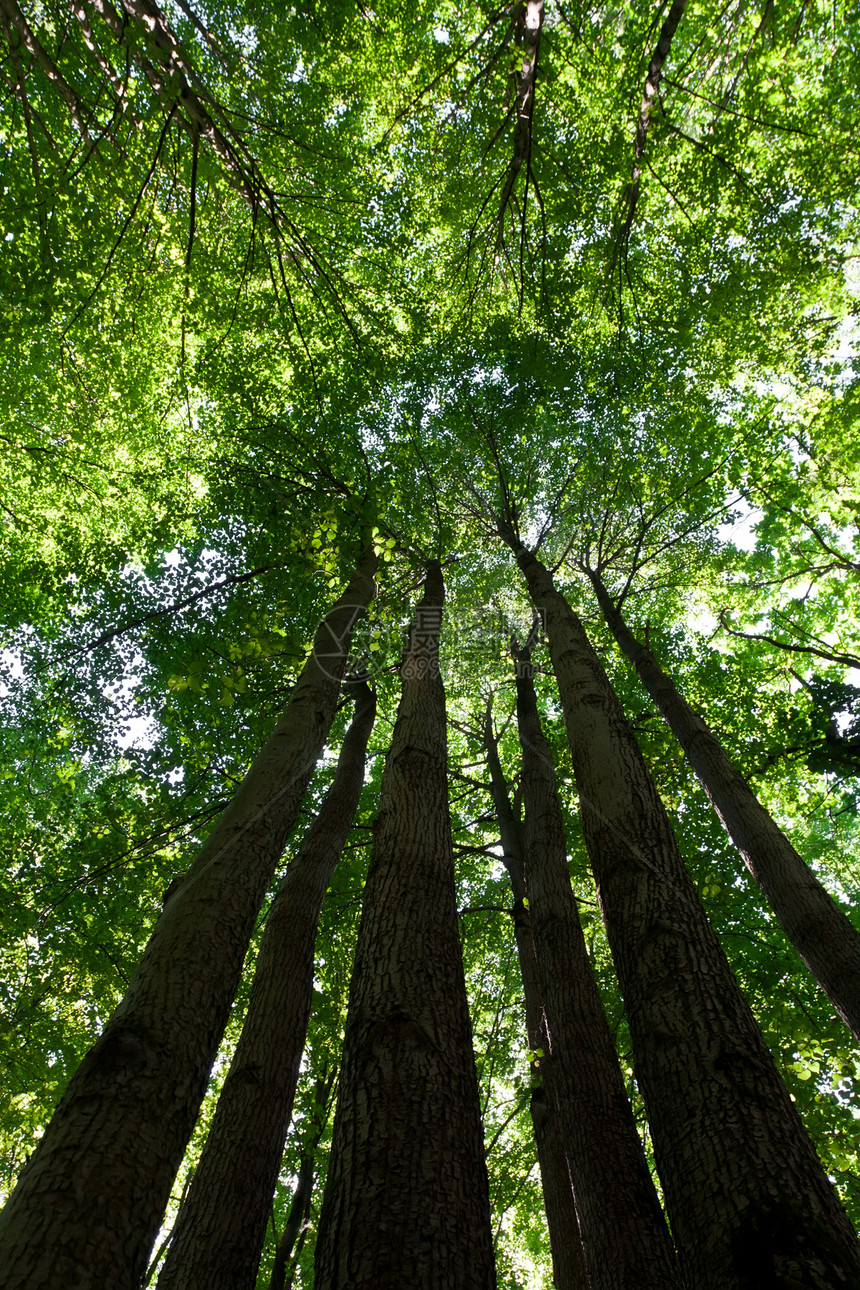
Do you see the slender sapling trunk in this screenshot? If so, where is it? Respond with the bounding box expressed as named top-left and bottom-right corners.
top-left (512, 643), bottom-right (682, 1290)
top-left (483, 705), bottom-right (589, 1290)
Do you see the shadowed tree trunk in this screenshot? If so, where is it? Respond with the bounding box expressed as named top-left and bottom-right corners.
top-left (483, 703), bottom-right (589, 1290)
top-left (156, 682), bottom-right (376, 1290)
top-left (268, 1067), bottom-right (335, 1290)
top-left (0, 547), bottom-right (377, 1290)
top-left (500, 530), bottom-right (860, 1290)
top-left (511, 643), bottom-right (682, 1290)
top-left (587, 565), bottom-right (860, 1043)
top-left (314, 561), bottom-right (496, 1290)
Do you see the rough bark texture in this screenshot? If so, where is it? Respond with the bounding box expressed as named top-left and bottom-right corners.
top-left (314, 562), bottom-right (496, 1290)
top-left (484, 710), bottom-right (589, 1290)
top-left (589, 568), bottom-right (860, 1043)
top-left (0, 549), bottom-right (377, 1290)
top-left (512, 647), bottom-right (681, 1290)
top-left (504, 536), bottom-right (860, 1290)
top-left (156, 683), bottom-right (376, 1290)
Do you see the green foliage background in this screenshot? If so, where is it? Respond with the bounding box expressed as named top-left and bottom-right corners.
top-left (2, 0), bottom-right (859, 1282)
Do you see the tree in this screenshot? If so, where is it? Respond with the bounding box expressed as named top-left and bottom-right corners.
top-left (0, 549), bottom-right (377, 1288)
top-left (314, 563), bottom-right (495, 1290)
top-left (157, 681), bottom-right (376, 1290)
top-left (495, 524), bottom-right (860, 1288)
top-left (499, 644), bottom-right (682, 1288)
top-left (2, 0), bottom-right (860, 1285)
top-left (585, 563), bottom-right (860, 1043)
top-left (482, 697), bottom-right (589, 1290)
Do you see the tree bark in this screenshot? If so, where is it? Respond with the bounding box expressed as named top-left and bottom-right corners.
top-left (156, 683), bottom-right (376, 1290)
top-left (483, 705), bottom-right (589, 1290)
top-left (502, 534), bottom-right (860, 1290)
top-left (588, 566), bottom-right (860, 1043)
top-left (0, 548), bottom-right (377, 1290)
top-left (511, 646), bottom-right (682, 1290)
top-left (314, 562), bottom-right (496, 1290)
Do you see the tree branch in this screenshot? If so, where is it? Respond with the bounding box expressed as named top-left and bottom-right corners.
top-left (610, 0), bottom-right (688, 273)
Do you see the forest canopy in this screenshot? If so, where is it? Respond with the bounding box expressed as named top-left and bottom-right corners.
top-left (1, 0), bottom-right (859, 1285)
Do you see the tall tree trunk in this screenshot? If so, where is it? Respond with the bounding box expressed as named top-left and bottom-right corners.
top-left (314, 562), bottom-right (496, 1290)
top-left (156, 682), bottom-right (376, 1290)
top-left (268, 1067), bottom-right (335, 1290)
top-left (501, 532), bottom-right (860, 1290)
top-left (588, 566), bottom-right (860, 1043)
top-left (0, 548), bottom-right (377, 1290)
top-left (511, 646), bottom-right (682, 1290)
top-left (483, 705), bottom-right (589, 1290)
